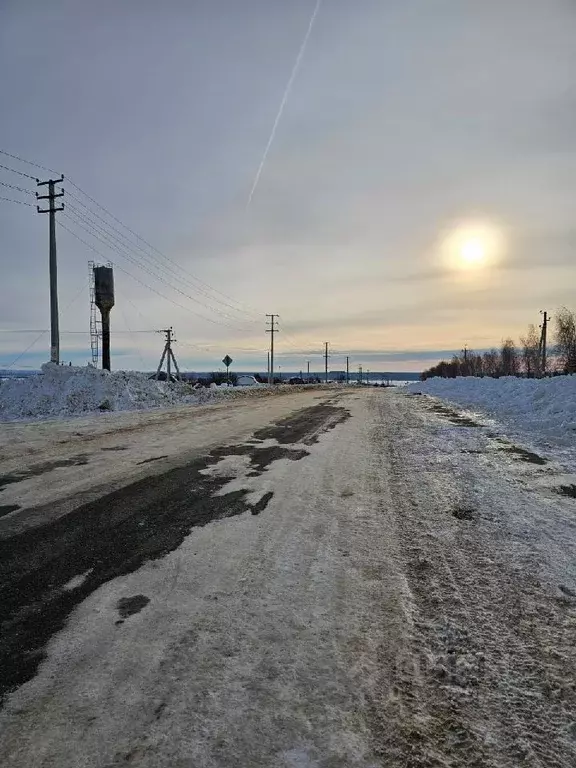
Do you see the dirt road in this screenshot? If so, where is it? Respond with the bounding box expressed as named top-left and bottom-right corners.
top-left (1, 388), bottom-right (575, 767)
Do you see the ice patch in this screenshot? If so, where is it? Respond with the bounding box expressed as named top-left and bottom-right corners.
top-left (62, 569), bottom-right (93, 592)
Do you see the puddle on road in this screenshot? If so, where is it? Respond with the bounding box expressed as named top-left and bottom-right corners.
top-left (0, 504), bottom-right (20, 519)
top-left (254, 403), bottom-right (350, 445)
top-left (555, 484), bottom-right (576, 498)
top-left (452, 506), bottom-right (477, 521)
top-left (0, 455), bottom-right (91, 492)
top-left (428, 403), bottom-right (481, 427)
top-left (117, 594), bottom-right (150, 619)
top-left (491, 438), bottom-right (547, 465)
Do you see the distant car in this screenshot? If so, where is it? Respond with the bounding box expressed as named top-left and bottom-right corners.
top-left (236, 375), bottom-right (260, 387)
top-left (288, 377), bottom-right (304, 385)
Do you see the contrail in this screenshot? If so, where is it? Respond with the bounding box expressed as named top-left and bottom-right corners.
top-left (246, 0), bottom-right (322, 208)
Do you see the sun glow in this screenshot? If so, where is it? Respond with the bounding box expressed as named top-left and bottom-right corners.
top-left (441, 222), bottom-right (504, 272)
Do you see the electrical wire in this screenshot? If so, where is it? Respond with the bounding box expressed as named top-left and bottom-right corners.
top-left (65, 200), bottom-right (259, 326)
top-left (0, 147), bottom-right (263, 321)
top-left (0, 163), bottom-right (38, 181)
top-left (57, 219), bottom-right (256, 334)
top-left (66, 177), bottom-right (262, 320)
top-left (0, 279), bottom-right (88, 368)
top-left (0, 180), bottom-right (35, 196)
top-left (61, 209), bottom-right (255, 332)
top-left (0, 148), bottom-right (59, 175)
top-left (0, 195), bottom-right (34, 207)
top-left (0, 150), bottom-right (320, 353)
top-left (67, 190), bottom-right (261, 323)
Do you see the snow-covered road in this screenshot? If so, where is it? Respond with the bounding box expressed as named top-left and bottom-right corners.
top-left (1, 389), bottom-right (576, 767)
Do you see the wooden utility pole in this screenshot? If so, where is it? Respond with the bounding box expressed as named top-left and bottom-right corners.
top-left (155, 327), bottom-right (181, 381)
top-left (358, 364), bottom-right (363, 384)
top-left (324, 341), bottom-right (329, 383)
top-left (37, 175), bottom-right (64, 364)
top-left (539, 311), bottom-right (549, 375)
top-left (266, 314), bottom-right (279, 384)
top-left (346, 356), bottom-right (349, 384)
top-left (306, 360), bottom-right (310, 380)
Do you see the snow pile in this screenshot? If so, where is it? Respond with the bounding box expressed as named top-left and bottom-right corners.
top-left (407, 375), bottom-right (576, 448)
top-left (0, 363), bottom-right (202, 420)
top-left (0, 364), bottom-right (326, 421)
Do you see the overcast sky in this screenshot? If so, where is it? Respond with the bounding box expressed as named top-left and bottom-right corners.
top-left (1, 0), bottom-right (575, 373)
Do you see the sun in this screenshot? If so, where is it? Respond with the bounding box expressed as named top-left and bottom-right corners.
top-left (441, 221), bottom-right (504, 272)
top-left (460, 239), bottom-right (485, 266)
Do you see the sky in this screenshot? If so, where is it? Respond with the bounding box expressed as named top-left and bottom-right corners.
top-left (1, 0), bottom-right (575, 373)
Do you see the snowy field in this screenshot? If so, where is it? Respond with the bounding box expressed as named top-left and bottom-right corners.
top-left (0, 363), bottom-right (324, 422)
top-left (407, 375), bottom-right (576, 466)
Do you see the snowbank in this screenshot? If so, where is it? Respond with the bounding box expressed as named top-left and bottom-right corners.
top-left (407, 375), bottom-right (576, 449)
top-left (0, 363), bottom-right (277, 422)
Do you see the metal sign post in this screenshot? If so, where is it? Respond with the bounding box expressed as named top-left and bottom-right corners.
top-left (222, 355), bottom-right (233, 386)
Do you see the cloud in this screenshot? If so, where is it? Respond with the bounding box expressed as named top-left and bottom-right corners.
top-left (1, 0), bottom-right (576, 373)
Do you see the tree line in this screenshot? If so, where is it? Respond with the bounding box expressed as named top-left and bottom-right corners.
top-left (421, 307), bottom-right (576, 380)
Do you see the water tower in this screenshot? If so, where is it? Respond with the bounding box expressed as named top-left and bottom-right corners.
top-left (93, 265), bottom-right (115, 371)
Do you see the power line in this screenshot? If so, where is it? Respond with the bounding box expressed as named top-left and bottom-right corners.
top-left (0, 195), bottom-right (34, 207)
top-left (62, 209), bottom-right (254, 332)
top-left (59, 219), bottom-right (214, 321)
top-left (0, 163), bottom-right (38, 180)
top-left (0, 148), bottom-right (58, 175)
top-left (0, 180), bottom-right (35, 195)
top-left (65, 200), bottom-right (258, 326)
top-left (66, 177), bottom-right (262, 320)
top-left (0, 278), bottom-right (88, 368)
top-left (64, 204), bottom-right (251, 328)
top-left (63, 195), bottom-right (261, 323)
top-left (1, 330), bottom-right (48, 369)
top-left (57, 219), bottom-right (254, 333)
top-left (0, 147), bottom-right (262, 320)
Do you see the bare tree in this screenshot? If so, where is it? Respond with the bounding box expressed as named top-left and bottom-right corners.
top-left (501, 338), bottom-right (519, 377)
top-left (482, 349), bottom-right (499, 377)
top-left (520, 324), bottom-right (541, 378)
top-left (555, 307), bottom-right (576, 374)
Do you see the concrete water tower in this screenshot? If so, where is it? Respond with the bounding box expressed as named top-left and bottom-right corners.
top-left (93, 265), bottom-right (115, 371)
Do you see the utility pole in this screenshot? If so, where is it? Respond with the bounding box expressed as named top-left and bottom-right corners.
top-left (539, 310), bottom-right (549, 376)
top-left (324, 341), bottom-right (329, 383)
top-left (37, 175), bottom-right (64, 364)
top-left (346, 356), bottom-right (349, 384)
top-left (358, 364), bottom-right (363, 385)
top-left (366, 368), bottom-right (370, 385)
top-left (155, 327), bottom-right (181, 381)
top-left (266, 314), bottom-right (279, 385)
top-left (306, 360), bottom-right (310, 381)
